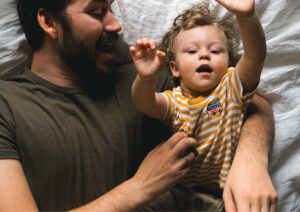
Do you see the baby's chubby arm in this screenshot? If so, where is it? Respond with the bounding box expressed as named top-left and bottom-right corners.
top-left (216, 0), bottom-right (266, 93)
top-left (130, 39), bottom-right (168, 119)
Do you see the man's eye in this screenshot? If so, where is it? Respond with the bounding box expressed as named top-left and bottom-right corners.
top-left (89, 6), bottom-right (108, 20)
top-left (91, 11), bottom-right (105, 19)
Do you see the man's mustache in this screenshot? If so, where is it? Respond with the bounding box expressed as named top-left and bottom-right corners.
top-left (96, 32), bottom-right (119, 50)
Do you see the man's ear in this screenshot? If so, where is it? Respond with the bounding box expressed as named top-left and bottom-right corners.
top-left (37, 8), bottom-right (58, 39)
top-left (170, 60), bottom-right (180, 78)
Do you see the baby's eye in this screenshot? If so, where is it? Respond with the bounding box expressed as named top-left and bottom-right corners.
top-left (210, 50), bottom-right (219, 54)
top-left (188, 50), bottom-right (197, 54)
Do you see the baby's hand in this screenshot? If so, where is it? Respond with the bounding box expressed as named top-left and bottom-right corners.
top-left (215, 0), bottom-right (255, 17)
top-left (130, 38), bottom-right (166, 80)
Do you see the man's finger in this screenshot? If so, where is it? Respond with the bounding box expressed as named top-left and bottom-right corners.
top-left (172, 136), bottom-right (197, 156)
top-left (223, 189), bottom-right (237, 212)
top-left (250, 200), bottom-right (261, 212)
top-left (261, 194), bottom-right (277, 212)
top-left (261, 197), bottom-right (270, 212)
top-left (235, 195), bottom-right (251, 212)
top-left (180, 151), bottom-right (196, 168)
top-left (269, 197), bottom-right (277, 212)
top-left (164, 132), bottom-right (187, 149)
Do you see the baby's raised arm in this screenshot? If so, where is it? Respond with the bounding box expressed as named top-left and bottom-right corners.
top-left (216, 0), bottom-right (266, 93)
top-left (130, 39), bottom-right (168, 119)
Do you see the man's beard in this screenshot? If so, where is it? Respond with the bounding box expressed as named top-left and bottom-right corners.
top-left (58, 17), bottom-right (119, 98)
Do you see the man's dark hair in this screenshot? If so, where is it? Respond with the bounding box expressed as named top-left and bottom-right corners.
top-left (17, 0), bottom-right (74, 50)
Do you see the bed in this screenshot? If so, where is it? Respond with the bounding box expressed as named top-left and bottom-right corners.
top-left (1, 0), bottom-right (300, 211)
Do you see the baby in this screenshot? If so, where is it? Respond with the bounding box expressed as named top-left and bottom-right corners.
top-left (130, 0), bottom-right (266, 189)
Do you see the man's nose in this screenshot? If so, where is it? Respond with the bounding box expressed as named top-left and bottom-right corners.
top-left (104, 11), bottom-right (122, 32)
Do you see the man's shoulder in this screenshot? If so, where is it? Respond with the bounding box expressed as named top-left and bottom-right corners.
top-left (0, 69), bottom-right (33, 97)
top-left (0, 78), bottom-right (21, 93)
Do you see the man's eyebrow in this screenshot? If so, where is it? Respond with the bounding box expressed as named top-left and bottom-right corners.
top-left (90, 0), bottom-right (108, 3)
top-left (85, 0), bottom-right (106, 9)
top-left (85, 0), bottom-right (113, 10)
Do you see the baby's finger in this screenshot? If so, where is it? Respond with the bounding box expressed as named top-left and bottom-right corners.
top-left (129, 46), bottom-right (138, 58)
top-left (141, 38), bottom-right (151, 49)
top-left (129, 46), bottom-right (136, 54)
top-left (157, 50), bottom-right (166, 58)
top-left (135, 39), bottom-right (145, 50)
top-left (149, 40), bottom-right (157, 50)
top-left (157, 51), bottom-right (166, 64)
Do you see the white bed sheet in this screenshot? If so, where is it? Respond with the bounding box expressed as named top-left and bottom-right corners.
top-left (0, 0), bottom-right (299, 211)
top-left (0, 0), bottom-right (31, 79)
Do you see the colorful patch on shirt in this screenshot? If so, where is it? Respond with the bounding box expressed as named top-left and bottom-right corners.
top-left (206, 99), bottom-right (223, 117)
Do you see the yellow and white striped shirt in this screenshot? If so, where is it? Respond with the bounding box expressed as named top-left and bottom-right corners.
top-left (161, 67), bottom-right (255, 188)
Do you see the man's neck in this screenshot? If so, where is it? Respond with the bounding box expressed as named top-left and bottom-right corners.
top-left (30, 46), bottom-right (81, 88)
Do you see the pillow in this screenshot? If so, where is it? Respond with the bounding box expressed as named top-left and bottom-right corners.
top-left (0, 0), bottom-right (31, 79)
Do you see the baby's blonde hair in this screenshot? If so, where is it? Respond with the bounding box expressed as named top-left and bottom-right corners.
top-left (162, 2), bottom-right (239, 68)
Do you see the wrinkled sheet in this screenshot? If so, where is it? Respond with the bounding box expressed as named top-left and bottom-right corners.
top-left (0, 0), bottom-right (31, 78)
top-left (0, 0), bottom-right (299, 211)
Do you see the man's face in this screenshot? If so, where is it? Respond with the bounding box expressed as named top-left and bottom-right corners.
top-left (58, 0), bottom-right (122, 95)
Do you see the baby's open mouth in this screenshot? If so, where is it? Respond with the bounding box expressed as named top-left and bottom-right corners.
top-left (196, 67), bottom-right (212, 73)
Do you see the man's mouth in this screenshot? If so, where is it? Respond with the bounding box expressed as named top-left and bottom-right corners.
top-left (96, 32), bottom-right (119, 53)
top-left (98, 45), bottom-right (115, 53)
top-left (196, 65), bottom-right (212, 73)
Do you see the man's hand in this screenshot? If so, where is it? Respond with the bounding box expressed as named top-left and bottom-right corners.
top-left (223, 149), bottom-right (277, 212)
top-left (130, 38), bottom-right (166, 80)
top-left (132, 132), bottom-right (197, 204)
top-left (223, 95), bottom-right (277, 212)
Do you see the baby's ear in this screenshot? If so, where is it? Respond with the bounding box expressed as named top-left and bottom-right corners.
top-left (170, 60), bottom-right (180, 77)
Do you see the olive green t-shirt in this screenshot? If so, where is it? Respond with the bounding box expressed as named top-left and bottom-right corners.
top-left (0, 64), bottom-right (171, 210)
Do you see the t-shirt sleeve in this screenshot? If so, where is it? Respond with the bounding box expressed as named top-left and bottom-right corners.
top-left (229, 67), bottom-right (255, 106)
top-left (160, 89), bottom-right (176, 125)
top-left (0, 96), bottom-right (19, 160)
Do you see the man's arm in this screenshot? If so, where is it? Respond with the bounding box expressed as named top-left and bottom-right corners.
top-left (0, 160), bottom-right (39, 211)
top-left (223, 95), bottom-right (277, 212)
top-left (0, 132), bottom-right (197, 212)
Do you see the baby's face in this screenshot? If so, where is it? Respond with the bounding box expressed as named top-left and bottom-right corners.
top-left (170, 25), bottom-right (229, 97)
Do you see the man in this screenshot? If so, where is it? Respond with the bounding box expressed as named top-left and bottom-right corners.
top-left (0, 0), bottom-right (276, 211)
